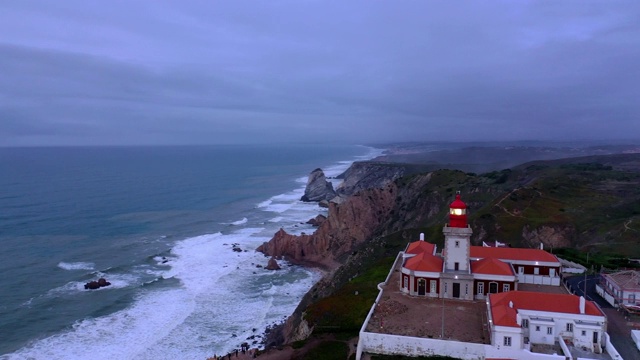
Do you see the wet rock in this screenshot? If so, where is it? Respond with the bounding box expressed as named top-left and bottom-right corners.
top-left (306, 214), bottom-right (327, 227)
top-left (265, 257), bottom-right (281, 270)
top-left (84, 278), bottom-right (111, 290)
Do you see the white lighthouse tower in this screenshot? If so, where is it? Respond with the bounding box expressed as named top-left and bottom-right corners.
top-left (441, 193), bottom-right (474, 299)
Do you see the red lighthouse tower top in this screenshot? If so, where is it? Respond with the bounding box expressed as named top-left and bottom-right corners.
top-left (449, 193), bottom-right (468, 228)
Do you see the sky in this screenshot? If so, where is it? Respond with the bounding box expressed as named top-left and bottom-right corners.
top-left (0, 1), bottom-right (639, 146)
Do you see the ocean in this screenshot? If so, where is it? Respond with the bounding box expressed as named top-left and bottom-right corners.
top-left (0, 144), bottom-right (382, 359)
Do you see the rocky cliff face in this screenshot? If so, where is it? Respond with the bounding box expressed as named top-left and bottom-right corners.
top-left (258, 184), bottom-right (397, 267)
top-left (300, 168), bottom-right (336, 202)
top-left (521, 224), bottom-right (574, 249)
top-left (336, 161), bottom-right (407, 196)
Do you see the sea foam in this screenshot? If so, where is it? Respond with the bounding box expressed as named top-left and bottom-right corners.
top-left (57, 262), bottom-right (95, 271)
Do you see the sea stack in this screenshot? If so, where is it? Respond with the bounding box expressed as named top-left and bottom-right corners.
top-left (300, 168), bottom-right (336, 202)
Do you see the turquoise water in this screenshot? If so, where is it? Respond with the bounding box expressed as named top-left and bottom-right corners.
top-left (0, 144), bottom-right (380, 359)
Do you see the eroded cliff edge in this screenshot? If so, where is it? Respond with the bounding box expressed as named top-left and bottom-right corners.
top-left (257, 153), bottom-right (640, 346)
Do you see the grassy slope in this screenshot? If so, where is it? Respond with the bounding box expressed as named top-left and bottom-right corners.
top-left (472, 161), bottom-right (640, 259)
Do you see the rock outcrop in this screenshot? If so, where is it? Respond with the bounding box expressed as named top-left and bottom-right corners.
top-left (521, 224), bottom-right (574, 249)
top-left (84, 278), bottom-right (111, 290)
top-left (306, 214), bottom-right (326, 227)
top-left (300, 168), bottom-right (336, 202)
top-left (265, 257), bottom-right (281, 270)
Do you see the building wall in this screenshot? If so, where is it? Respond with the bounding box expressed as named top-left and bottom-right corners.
top-left (440, 278), bottom-right (474, 300)
top-left (409, 276), bottom-right (439, 297)
top-left (358, 332), bottom-right (486, 360)
top-left (444, 233), bottom-right (470, 271)
top-left (518, 310), bottom-right (606, 352)
top-left (517, 274), bottom-right (561, 286)
top-left (514, 264), bottom-right (560, 277)
top-left (357, 332), bottom-right (567, 360)
top-left (528, 319), bottom-right (556, 345)
top-left (442, 226), bottom-right (472, 272)
top-left (491, 325), bottom-right (523, 349)
top-left (474, 280), bottom-right (515, 299)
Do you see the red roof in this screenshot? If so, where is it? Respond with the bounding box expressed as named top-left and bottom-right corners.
top-left (406, 241), bottom-right (436, 255)
top-left (489, 291), bottom-right (604, 327)
top-left (470, 246), bottom-right (559, 263)
top-left (404, 252), bottom-right (443, 272)
top-left (471, 257), bottom-right (514, 276)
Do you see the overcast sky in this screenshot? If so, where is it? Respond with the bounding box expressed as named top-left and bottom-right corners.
top-left (1, 1), bottom-right (639, 146)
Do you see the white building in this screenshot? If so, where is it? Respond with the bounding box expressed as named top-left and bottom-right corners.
top-left (599, 270), bottom-right (640, 307)
top-left (488, 291), bottom-right (607, 353)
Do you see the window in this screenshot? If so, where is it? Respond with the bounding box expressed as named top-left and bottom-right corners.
top-left (522, 319), bottom-right (529, 328)
top-left (455, 240), bottom-right (460, 247)
top-left (403, 276), bottom-right (408, 289)
top-left (547, 327), bottom-right (553, 335)
top-left (581, 330), bottom-right (587, 336)
top-left (454, 262), bottom-right (459, 271)
top-left (518, 266), bottom-right (524, 274)
top-left (503, 284), bottom-right (510, 292)
top-left (477, 282), bottom-right (484, 295)
top-left (465, 283), bottom-right (469, 295)
top-left (534, 267), bottom-right (540, 275)
top-left (444, 282), bottom-right (448, 295)
top-left (566, 323), bottom-right (573, 332)
top-left (430, 280), bottom-right (437, 294)
top-left (503, 336), bottom-right (512, 346)
top-left (535, 326), bottom-right (541, 332)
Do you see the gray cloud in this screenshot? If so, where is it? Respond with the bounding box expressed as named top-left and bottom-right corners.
top-left (0, 1), bottom-right (639, 146)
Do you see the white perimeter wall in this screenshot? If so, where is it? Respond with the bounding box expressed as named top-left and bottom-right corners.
top-left (358, 332), bottom-right (566, 360)
top-left (596, 284), bottom-right (617, 307)
top-left (359, 332), bottom-right (485, 360)
top-left (604, 332), bottom-right (623, 360)
top-left (518, 274), bottom-right (561, 286)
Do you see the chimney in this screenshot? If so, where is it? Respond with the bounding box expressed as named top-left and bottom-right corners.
top-left (509, 301), bottom-right (514, 308)
top-left (540, 243), bottom-right (544, 250)
top-left (420, 233), bottom-right (424, 241)
top-left (579, 296), bottom-right (586, 314)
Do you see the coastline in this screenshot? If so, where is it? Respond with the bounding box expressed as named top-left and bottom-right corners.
top-left (0, 145), bottom-right (382, 360)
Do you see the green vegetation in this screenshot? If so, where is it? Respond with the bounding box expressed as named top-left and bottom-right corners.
top-left (291, 339), bottom-right (307, 349)
top-left (469, 160), bottom-right (640, 257)
top-left (306, 257), bottom-right (396, 335)
top-left (553, 248), bottom-right (640, 270)
top-left (303, 340), bottom-right (349, 360)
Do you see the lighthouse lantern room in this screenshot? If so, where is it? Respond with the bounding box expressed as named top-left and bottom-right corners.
top-left (449, 193), bottom-right (467, 228)
top-left (443, 193), bottom-right (472, 274)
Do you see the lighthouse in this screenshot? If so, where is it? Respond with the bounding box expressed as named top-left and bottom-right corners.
top-left (443, 193), bottom-right (472, 271)
top-left (441, 192), bottom-right (474, 299)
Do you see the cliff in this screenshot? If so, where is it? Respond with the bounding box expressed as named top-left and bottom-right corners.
top-left (257, 184), bottom-right (397, 268)
top-left (259, 153), bottom-right (640, 346)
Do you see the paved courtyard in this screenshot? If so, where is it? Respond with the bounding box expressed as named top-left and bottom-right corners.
top-left (366, 260), bottom-right (490, 344)
top-left (365, 258), bottom-right (573, 346)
